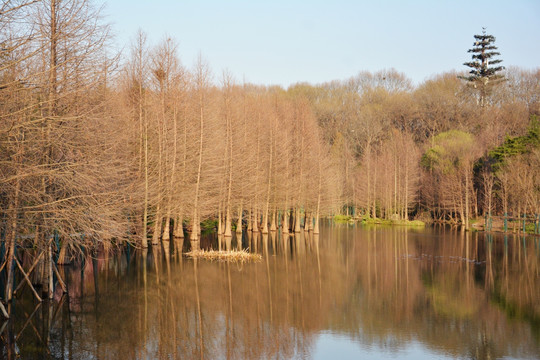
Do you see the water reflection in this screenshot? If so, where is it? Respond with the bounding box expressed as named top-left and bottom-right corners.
top-left (2, 224), bottom-right (539, 359)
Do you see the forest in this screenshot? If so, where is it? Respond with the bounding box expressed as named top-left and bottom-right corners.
top-left (1, 0), bottom-right (539, 280)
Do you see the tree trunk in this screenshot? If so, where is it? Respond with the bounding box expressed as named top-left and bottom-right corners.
top-left (252, 208), bottom-right (259, 233)
top-left (404, 160), bottom-right (409, 220)
top-left (247, 206), bottom-right (252, 232)
top-left (465, 168), bottom-right (470, 229)
top-left (151, 205), bottom-right (162, 245)
top-left (224, 207), bottom-right (232, 237)
top-left (304, 212), bottom-right (310, 232)
top-left (174, 236), bottom-right (184, 255)
top-left (173, 214), bottom-right (184, 238)
top-left (236, 205), bottom-right (243, 234)
top-left (57, 240), bottom-right (70, 265)
top-left (294, 208), bottom-right (301, 233)
top-left (162, 215), bottom-right (171, 241)
top-left (191, 59), bottom-right (206, 242)
top-left (270, 210), bottom-right (277, 232)
top-left (47, 242), bottom-right (54, 299)
top-left (142, 103), bottom-right (149, 248)
top-left (262, 209), bottom-right (269, 234)
top-left (41, 240), bottom-right (51, 297)
top-left (313, 212), bottom-right (320, 234)
top-left (190, 211), bottom-right (200, 242)
top-left (282, 209), bottom-right (289, 234)
top-left (4, 180), bottom-right (20, 302)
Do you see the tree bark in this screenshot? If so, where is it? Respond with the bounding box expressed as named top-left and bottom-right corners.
top-left (282, 209), bottom-right (289, 234)
top-left (173, 214), bottom-right (184, 238)
top-left (5, 178), bottom-right (20, 302)
top-left (236, 205), bottom-right (243, 234)
top-left (294, 208), bottom-right (301, 233)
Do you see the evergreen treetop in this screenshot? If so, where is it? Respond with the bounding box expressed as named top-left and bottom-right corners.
top-left (459, 28), bottom-right (505, 106)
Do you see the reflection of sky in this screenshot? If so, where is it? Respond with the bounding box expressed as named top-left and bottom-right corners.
top-left (313, 332), bottom-right (454, 360)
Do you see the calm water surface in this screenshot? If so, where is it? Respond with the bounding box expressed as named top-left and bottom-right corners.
top-left (3, 223), bottom-right (540, 359)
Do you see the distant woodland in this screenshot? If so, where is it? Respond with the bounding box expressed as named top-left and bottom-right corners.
top-left (1, 0), bottom-right (539, 252)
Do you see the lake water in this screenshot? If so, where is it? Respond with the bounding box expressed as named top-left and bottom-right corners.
top-left (3, 223), bottom-right (539, 359)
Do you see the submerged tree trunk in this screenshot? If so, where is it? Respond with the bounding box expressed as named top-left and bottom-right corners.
top-left (152, 205), bottom-right (162, 245)
top-left (47, 242), bottom-right (54, 299)
top-left (247, 206), bottom-right (252, 232)
top-left (464, 167), bottom-right (470, 229)
top-left (190, 212), bottom-right (200, 242)
top-left (162, 216), bottom-right (171, 242)
top-left (294, 208), bottom-right (301, 233)
top-left (236, 205), bottom-right (243, 234)
top-left (218, 209), bottom-right (223, 235)
top-left (282, 209), bottom-right (289, 234)
top-left (41, 240), bottom-right (51, 298)
top-left (173, 214), bottom-right (184, 238)
top-left (457, 176), bottom-right (465, 226)
top-left (252, 208), bottom-right (259, 233)
top-left (313, 213), bottom-right (320, 234)
top-left (224, 208), bottom-right (232, 237)
top-left (404, 160), bottom-right (409, 220)
top-left (304, 212), bottom-right (311, 232)
top-left (57, 240), bottom-right (70, 265)
top-left (314, 150), bottom-right (322, 234)
top-left (262, 211), bottom-right (269, 234)
top-left (5, 179), bottom-right (20, 302)
top-left (270, 210), bottom-right (277, 232)
top-left (174, 235), bottom-right (184, 256)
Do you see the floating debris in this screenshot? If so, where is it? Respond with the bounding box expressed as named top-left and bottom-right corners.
top-left (185, 249), bottom-right (262, 263)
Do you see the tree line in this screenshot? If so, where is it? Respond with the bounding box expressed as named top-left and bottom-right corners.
top-left (290, 63), bottom-right (539, 227)
top-left (1, 0), bottom-right (539, 265)
top-left (0, 0), bottom-right (341, 266)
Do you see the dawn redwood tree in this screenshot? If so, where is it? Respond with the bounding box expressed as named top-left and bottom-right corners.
top-left (0, 0), bottom-right (40, 302)
top-left (188, 55), bottom-right (214, 243)
top-left (123, 30), bottom-right (151, 247)
top-left (233, 82), bottom-right (255, 233)
top-left (218, 72), bottom-right (238, 237)
top-left (0, 0), bottom-right (132, 301)
top-left (31, 0), bottom-right (131, 254)
top-left (460, 28), bottom-right (505, 107)
top-left (149, 37), bottom-right (185, 244)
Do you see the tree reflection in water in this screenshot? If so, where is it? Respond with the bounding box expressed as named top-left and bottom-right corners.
top-left (2, 223), bottom-right (539, 359)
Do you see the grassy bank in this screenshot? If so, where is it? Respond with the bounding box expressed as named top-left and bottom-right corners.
top-left (360, 217), bottom-right (426, 227)
top-left (332, 215), bottom-right (425, 227)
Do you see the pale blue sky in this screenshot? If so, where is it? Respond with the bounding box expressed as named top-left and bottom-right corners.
top-left (104, 0), bottom-right (540, 87)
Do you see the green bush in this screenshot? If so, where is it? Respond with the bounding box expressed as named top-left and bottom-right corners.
top-left (361, 217), bottom-right (425, 227)
top-left (333, 215), bottom-right (352, 222)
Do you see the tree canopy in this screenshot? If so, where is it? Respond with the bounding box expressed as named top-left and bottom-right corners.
top-left (460, 28), bottom-right (505, 106)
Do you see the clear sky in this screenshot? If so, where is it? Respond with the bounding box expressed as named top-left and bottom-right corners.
top-left (104, 0), bottom-right (540, 88)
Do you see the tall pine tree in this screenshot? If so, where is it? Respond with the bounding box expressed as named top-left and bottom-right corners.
top-left (460, 28), bottom-right (505, 107)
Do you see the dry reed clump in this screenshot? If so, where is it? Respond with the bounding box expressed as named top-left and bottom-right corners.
top-left (185, 249), bottom-right (262, 263)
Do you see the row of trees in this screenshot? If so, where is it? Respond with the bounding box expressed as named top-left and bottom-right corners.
top-left (0, 0), bottom-right (135, 301)
top-left (122, 32), bottom-right (341, 248)
top-left (1, 0), bottom-right (539, 269)
top-left (0, 0), bottom-right (342, 276)
top-left (290, 60), bottom-right (539, 225)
